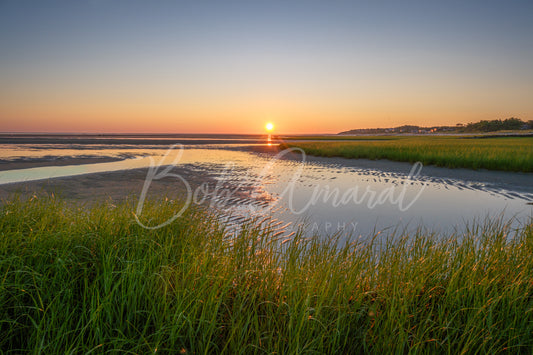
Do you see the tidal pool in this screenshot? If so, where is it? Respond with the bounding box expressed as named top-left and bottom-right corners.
top-left (1, 143), bottom-right (531, 240)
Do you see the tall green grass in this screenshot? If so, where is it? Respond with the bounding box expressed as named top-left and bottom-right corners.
top-left (1, 195), bottom-right (532, 353)
top-left (281, 136), bottom-right (533, 172)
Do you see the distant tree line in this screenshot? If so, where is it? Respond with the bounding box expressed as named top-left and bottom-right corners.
top-left (459, 118), bottom-right (532, 132)
top-left (339, 118), bottom-right (533, 135)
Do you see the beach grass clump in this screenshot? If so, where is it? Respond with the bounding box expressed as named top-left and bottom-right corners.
top-left (280, 136), bottom-right (533, 172)
top-left (0, 195), bottom-right (532, 353)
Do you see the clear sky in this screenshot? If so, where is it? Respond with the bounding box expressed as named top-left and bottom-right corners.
top-left (1, 0), bottom-right (532, 134)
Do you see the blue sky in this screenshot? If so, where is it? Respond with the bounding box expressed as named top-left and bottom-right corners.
top-left (1, 0), bottom-right (532, 133)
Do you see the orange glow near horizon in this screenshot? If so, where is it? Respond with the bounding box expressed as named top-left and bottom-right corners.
top-left (265, 122), bottom-right (274, 132)
top-left (1, 2), bottom-right (532, 135)
top-left (1, 106), bottom-right (529, 135)
top-left (1, 75), bottom-right (530, 134)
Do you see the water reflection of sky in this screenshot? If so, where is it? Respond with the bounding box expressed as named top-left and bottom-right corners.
top-left (244, 151), bottom-right (533, 239)
top-left (0, 143), bottom-right (269, 160)
top-left (1, 144), bottom-right (532, 240)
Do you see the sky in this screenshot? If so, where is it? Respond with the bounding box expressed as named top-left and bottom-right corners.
top-left (1, 0), bottom-right (532, 134)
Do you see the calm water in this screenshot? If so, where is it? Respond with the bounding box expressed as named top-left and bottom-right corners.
top-left (1, 134), bottom-right (532, 240)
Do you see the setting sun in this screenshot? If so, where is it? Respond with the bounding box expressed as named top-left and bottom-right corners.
top-left (266, 122), bottom-right (274, 131)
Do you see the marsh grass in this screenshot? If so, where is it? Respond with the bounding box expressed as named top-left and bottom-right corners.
top-left (0, 195), bottom-right (532, 353)
top-left (281, 136), bottom-right (533, 172)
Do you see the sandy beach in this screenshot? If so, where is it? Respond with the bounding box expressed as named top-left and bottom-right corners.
top-left (0, 163), bottom-right (214, 204)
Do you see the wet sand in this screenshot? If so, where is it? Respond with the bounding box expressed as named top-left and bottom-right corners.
top-left (0, 157), bottom-right (123, 171)
top-left (249, 145), bottom-right (533, 194)
top-left (297, 155), bottom-right (533, 194)
top-left (1, 146), bottom-right (532, 204)
top-left (0, 166), bottom-right (195, 204)
top-left (0, 158), bottom-right (261, 207)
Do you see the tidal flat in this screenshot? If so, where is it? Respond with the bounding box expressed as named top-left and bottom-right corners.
top-left (0, 135), bottom-right (532, 353)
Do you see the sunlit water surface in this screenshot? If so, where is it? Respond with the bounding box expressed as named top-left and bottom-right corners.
top-left (1, 143), bottom-right (532, 241)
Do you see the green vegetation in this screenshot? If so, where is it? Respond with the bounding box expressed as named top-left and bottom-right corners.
top-left (461, 118), bottom-right (532, 133)
top-left (280, 135), bottom-right (397, 141)
top-left (336, 117), bottom-right (533, 135)
top-left (1, 195), bottom-right (532, 353)
top-left (281, 136), bottom-right (533, 172)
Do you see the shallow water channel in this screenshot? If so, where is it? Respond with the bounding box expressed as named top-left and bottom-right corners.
top-left (1, 143), bottom-right (532, 241)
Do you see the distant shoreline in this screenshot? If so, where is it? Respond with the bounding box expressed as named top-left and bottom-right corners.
top-left (0, 134), bottom-right (277, 146)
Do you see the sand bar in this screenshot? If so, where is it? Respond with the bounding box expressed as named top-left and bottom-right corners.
top-left (1, 146), bottom-right (532, 204)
